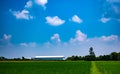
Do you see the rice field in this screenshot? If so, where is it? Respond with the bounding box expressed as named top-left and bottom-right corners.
top-left (0, 61), bottom-right (119, 74)
top-left (95, 61), bottom-right (120, 74)
top-left (0, 61), bottom-right (90, 74)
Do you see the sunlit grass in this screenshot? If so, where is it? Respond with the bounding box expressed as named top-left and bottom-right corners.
top-left (95, 61), bottom-right (120, 74)
top-left (91, 61), bottom-right (101, 74)
top-left (0, 61), bottom-right (120, 74)
top-left (0, 61), bottom-right (90, 74)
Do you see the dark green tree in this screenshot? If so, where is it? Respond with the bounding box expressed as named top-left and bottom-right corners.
top-left (0, 56), bottom-right (6, 60)
top-left (22, 56), bottom-right (25, 60)
top-left (66, 55), bottom-right (80, 61)
top-left (89, 47), bottom-right (96, 61)
top-left (111, 52), bottom-right (119, 60)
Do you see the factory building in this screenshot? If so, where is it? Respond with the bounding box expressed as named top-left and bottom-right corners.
top-left (33, 56), bottom-right (65, 60)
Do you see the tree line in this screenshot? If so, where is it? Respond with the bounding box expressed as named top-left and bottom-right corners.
top-left (0, 56), bottom-right (31, 61)
top-left (0, 47), bottom-right (120, 61)
top-left (66, 47), bottom-right (120, 61)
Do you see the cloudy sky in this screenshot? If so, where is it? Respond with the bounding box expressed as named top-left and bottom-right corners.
top-left (0, 0), bottom-right (120, 58)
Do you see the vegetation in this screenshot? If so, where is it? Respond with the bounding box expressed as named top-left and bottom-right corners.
top-left (66, 47), bottom-right (120, 61)
top-left (95, 61), bottom-right (120, 74)
top-left (91, 61), bottom-right (101, 74)
top-left (0, 47), bottom-right (119, 74)
top-left (66, 52), bottom-right (120, 61)
top-left (0, 47), bottom-right (120, 74)
top-left (0, 61), bottom-right (120, 74)
top-left (0, 61), bottom-right (91, 74)
top-left (0, 47), bottom-right (120, 61)
top-left (0, 56), bottom-right (30, 61)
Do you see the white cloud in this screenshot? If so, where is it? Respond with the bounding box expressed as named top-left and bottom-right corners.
top-left (20, 42), bottom-right (36, 47)
top-left (25, 0), bottom-right (32, 8)
top-left (86, 35), bottom-right (119, 43)
top-left (11, 9), bottom-right (33, 20)
top-left (70, 30), bottom-right (87, 43)
top-left (3, 34), bottom-right (12, 40)
top-left (100, 17), bottom-right (111, 23)
top-left (101, 35), bottom-right (118, 41)
top-left (71, 15), bottom-right (83, 23)
top-left (46, 16), bottom-right (65, 26)
top-left (10, 0), bottom-right (34, 20)
top-left (35, 0), bottom-right (48, 8)
top-left (51, 33), bottom-right (61, 43)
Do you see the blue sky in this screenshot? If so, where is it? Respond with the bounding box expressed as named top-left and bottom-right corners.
top-left (0, 0), bottom-right (120, 58)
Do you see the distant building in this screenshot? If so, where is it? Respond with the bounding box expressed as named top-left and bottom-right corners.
top-left (33, 56), bottom-right (65, 60)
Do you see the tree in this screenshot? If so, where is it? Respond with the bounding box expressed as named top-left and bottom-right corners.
top-left (84, 55), bottom-right (91, 61)
top-left (22, 56), bottom-right (25, 60)
top-left (89, 47), bottom-right (95, 56)
top-left (66, 55), bottom-right (80, 61)
top-left (0, 56), bottom-right (6, 61)
top-left (89, 47), bottom-right (96, 61)
top-left (111, 52), bottom-right (119, 60)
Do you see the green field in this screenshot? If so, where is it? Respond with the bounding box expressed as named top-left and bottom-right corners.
top-left (0, 61), bottom-right (119, 74)
top-left (95, 61), bottom-right (120, 74)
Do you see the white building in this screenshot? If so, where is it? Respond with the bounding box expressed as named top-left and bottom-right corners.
top-left (33, 56), bottom-right (65, 60)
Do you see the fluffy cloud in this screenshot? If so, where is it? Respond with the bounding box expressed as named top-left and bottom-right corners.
top-left (69, 30), bottom-right (118, 43)
top-left (25, 0), bottom-right (48, 9)
top-left (101, 35), bottom-right (118, 41)
top-left (10, 0), bottom-right (34, 20)
top-left (51, 33), bottom-right (61, 43)
top-left (35, 0), bottom-right (48, 8)
top-left (20, 42), bottom-right (36, 47)
top-left (25, 0), bottom-right (32, 8)
top-left (10, 9), bottom-right (33, 20)
top-left (71, 15), bottom-right (83, 23)
top-left (100, 17), bottom-right (111, 23)
top-left (70, 30), bottom-right (87, 43)
top-left (46, 16), bottom-right (65, 26)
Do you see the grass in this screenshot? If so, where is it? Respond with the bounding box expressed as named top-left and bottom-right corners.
top-left (0, 61), bottom-right (120, 74)
top-left (91, 61), bottom-right (101, 74)
top-left (0, 61), bottom-right (90, 74)
top-left (95, 61), bottom-right (120, 74)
